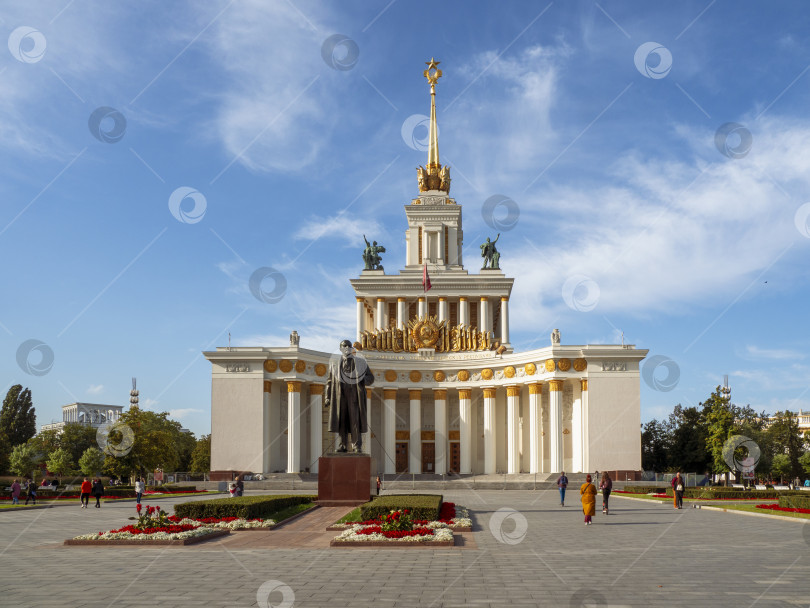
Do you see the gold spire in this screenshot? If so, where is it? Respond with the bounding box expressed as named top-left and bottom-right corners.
top-left (417, 58), bottom-right (450, 194)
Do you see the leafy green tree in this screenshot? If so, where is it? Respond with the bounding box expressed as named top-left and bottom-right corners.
top-left (46, 448), bottom-right (74, 481)
top-left (703, 387), bottom-right (734, 478)
top-left (767, 411), bottom-right (804, 480)
top-left (641, 419), bottom-right (671, 472)
top-left (770, 453), bottom-right (791, 482)
top-left (78, 447), bottom-right (105, 476)
top-left (60, 423), bottom-right (99, 465)
top-left (26, 429), bottom-right (62, 467)
top-left (668, 405), bottom-right (710, 473)
top-left (0, 385), bottom-right (37, 447)
top-left (9, 443), bottom-right (38, 477)
top-left (799, 451), bottom-right (810, 478)
top-left (189, 434), bottom-right (211, 473)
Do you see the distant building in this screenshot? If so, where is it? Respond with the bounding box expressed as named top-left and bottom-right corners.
top-left (41, 402), bottom-right (124, 433)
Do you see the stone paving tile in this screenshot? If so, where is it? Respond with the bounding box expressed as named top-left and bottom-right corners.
top-left (1, 490), bottom-right (809, 607)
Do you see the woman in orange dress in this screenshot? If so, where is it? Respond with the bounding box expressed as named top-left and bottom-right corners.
top-left (580, 474), bottom-right (597, 525)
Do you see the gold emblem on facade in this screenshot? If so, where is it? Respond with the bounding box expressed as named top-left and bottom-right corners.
top-left (433, 370), bottom-right (446, 382)
top-left (457, 369), bottom-right (470, 382)
top-left (294, 360), bottom-right (306, 373)
top-left (504, 366), bottom-right (516, 378)
top-left (409, 315), bottom-right (442, 349)
top-left (315, 363), bottom-right (327, 377)
top-left (264, 360), bottom-right (277, 373)
top-left (481, 368), bottom-right (494, 380)
top-left (409, 370), bottom-right (422, 382)
top-left (360, 314), bottom-right (493, 353)
top-left (385, 370), bottom-right (398, 382)
top-left (544, 359), bottom-right (556, 372)
top-left (558, 358), bottom-right (571, 372)
top-left (573, 358), bottom-right (587, 372)
top-left (279, 360), bottom-right (293, 373)
top-left (524, 363), bottom-right (536, 376)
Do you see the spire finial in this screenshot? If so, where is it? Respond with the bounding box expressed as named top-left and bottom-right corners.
top-left (417, 58), bottom-right (450, 194)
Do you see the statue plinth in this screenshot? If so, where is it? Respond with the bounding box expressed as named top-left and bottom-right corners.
top-left (318, 453), bottom-right (371, 507)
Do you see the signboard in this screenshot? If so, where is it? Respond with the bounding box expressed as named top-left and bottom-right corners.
top-left (154, 469), bottom-right (163, 482)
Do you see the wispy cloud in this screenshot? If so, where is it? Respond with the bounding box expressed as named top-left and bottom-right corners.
top-left (742, 345), bottom-right (804, 360)
top-left (86, 384), bottom-right (104, 395)
top-left (169, 408), bottom-right (202, 419)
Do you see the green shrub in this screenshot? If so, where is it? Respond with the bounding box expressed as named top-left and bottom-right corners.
top-left (174, 494), bottom-right (316, 519)
top-left (778, 495), bottom-right (810, 510)
top-left (359, 494), bottom-right (442, 521)
top-left (621, 485), bottom-right (669, 494)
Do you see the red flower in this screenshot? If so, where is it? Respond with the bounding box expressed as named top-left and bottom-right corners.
top-left (136, 504), bottom-right (142, 512)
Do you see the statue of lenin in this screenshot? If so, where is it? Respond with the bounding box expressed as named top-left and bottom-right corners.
top-left (325, 339), bottom-right (375, 453)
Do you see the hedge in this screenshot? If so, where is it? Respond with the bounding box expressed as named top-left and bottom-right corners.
top-left (359, 494), bottom-right (443, 521)
top-left (621, 485), bottom-right (669, 494)
top-left (653, 488), bottom-right (809, 500)
top-left (778, 495), bottom-right (810, 510)
top-left (174, 494), bottom-right (316, 519)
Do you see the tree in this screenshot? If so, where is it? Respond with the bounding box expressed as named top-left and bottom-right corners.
top-left (641, 419), bottom-right (671, 472)
top-left (767, 411), bottom-right (804, 480)
top-left (0, 385), bottom-right (36, 447)
top-left (78, 447), bottom-right (105, 476)
top-left (9, 443), bottom-right (38, 478)
top-left (26, 429), bottom-right (62, 467)
top-left (668, 405), bottom-right (710, 473)
top-left (46, 448), bottom-right (74, 480)
top-left (703, 387), bottom-right (735, 479)
top-left (60, 423), bottom-right (100, 465)
top-left (770, 453), bottom-right (791, 482)
top-left (189, 435), bottom-right (211, 473)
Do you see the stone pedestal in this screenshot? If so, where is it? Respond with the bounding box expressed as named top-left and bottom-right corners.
top-left (318, 454), bottom-right (371, 507)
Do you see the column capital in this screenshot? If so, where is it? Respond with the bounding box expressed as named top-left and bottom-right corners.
top-left (506, 385), bottom-right (521, 397)
top-left (548, 379), bottom-right (564, 392)
top-left (501, 296), bottom-right (509, 301)
top-left (309, 383), bottom-right (324, 396)
top-left (409, 389), bottom-right (422, 400)
top-left (356, 297), bottom-right (364, 302)
top-left (458, 389), bottom-right (471, 400)
top-left (480, 296), bottom-right (488, 302)
top-left (438, 296), bottom-right (447, 301)
top-left (459, 296), bottom-right (467, 301)
top-left (377, 297), bottom-right (385, 302)
top-left (580, 379), bottom-right (588, 392)
top-left (528, 382), bottom-right (542, 395)
top-left (383, 388), bottom-right (398, 400)
top-left (483, 387), bottom-right (497, 399)
top-left (366, 387), bottom-right (373, 398)
top-left (434, 389), bottom-right (447, 400)
top-left (397, 297), bottom-right (406, 302)
top-left (418, 297), bottom-right (425, 302)
top-left (287, 381), bottom-right (302, 393)
top-left (263, 380), bottom-right (272, 394)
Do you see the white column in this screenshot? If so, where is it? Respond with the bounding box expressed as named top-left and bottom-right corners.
top-left (356, 297), bottom-right (364, 342)
top-left (528, 383), bottom-right (542, 474)
top-left (483, 387), bottom-right (497, 475)
top-left (438, 297), bottom-right (448, 323)
top-left (418, 297), bottom-right (426, 317)
top-left (479, 297), bottom-right (489, 334)
top-left (459, 297), bottom-right (469, 325)
top-left (434, 389), bottom-right (447, 475)
top-left (506, 386), bottom-right (520, 474)
top-left (580, 379), bottom-right (589, 473)
top-left (286, 382), bottom-right (302, 473)
top-left (263, 381), bottom-right (272, 473)
top-left (571, 381), bottom-right (582, 473)
top-left (396, 298), bottom-right (407, 329)
top-left (458, 389), bottom-right (472, 474)
top-left (409, 389), bottom-right (422, 474)
top-left (500, 297), bottom-right (510, 345)
top-left (383, 389), bottom-right (397, 474)
top-left (362, 388), bottom-right (372, 454)
top-left (309, 384), bottom-right (324, 474)
top-left (549, 380), bottom-right (563, 473)
top-left (376, 298), bottom-right (385, 331)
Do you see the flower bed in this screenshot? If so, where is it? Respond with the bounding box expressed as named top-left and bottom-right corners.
top-left (330, 503), bottom-right (469, 546)
top-left (650, 494), bottom-right (776, 500)
top-left (755, 503), bottom-right (810, 515)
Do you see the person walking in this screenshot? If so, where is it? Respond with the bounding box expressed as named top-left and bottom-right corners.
top-left (671, 471), bottom-right (685, 509)
top-left (11, 479), bottom-right (21, 505)
top-left (556, 471), bottom-right (569, 507)
top-left (24, 479), bottom-right (37, 505)
top-left (580, 474), bottom-right (597, 525)
top-left (134, 477), bottom-right (144, 505)
top-left (376, 476), bottom-right (381, 496)
top-left (80, 478), bottom-right (92, 508)
top-left (234, 476), bottom-right (244, 497)
top-left (599, 472), bottom-right (612, 515)
top-left (91, 478), bottom-right (105, 508)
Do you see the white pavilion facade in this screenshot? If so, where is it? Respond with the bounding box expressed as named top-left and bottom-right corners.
top-left (205, 60), bottom-right (647, 480)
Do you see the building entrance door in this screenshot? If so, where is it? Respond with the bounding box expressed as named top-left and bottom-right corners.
top-left (449, 442), bottom-right (460, 473)
top-left (422, 442), bottom-right (435, 473)
top-left (395, 442), bottom-right (408, 473)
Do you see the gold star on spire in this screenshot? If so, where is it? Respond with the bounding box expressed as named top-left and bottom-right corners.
top-left (424, 57), bottom-right (442, 85)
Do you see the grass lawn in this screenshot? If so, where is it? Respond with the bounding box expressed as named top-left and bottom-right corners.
top-left (265, 501), bottom-right (315, 524)
top-left (335, 507), bottom-right (362, 524)
top-left (707, 504), bottom-right (810, 520)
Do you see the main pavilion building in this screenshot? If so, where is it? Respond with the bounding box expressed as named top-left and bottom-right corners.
top-left (205, 60), bottom-right (647, 480)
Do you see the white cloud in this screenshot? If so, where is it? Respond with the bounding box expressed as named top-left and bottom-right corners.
top-left (169, 408), bottom-right (202, 419)
top-left (141, 398), bottom-right (159, 410)
top-left (293, 214), bottom-right (384, 247)
top-left (743, 345), bottom-right (804, 360)
top-left (86, 384), bottom-right (104, 395)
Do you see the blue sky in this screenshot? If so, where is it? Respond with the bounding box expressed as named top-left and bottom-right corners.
top-left (2, 1), bottom-right (810, 438)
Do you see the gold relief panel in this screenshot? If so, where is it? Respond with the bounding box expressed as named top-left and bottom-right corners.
top-left (580, 379), bottom-right (588, 392)
top-left (295, 360), bottom-right (306, 373)
top-left (557, 358), bottom-right (571, 372)
top-left (279, 360), bottom-right (293, 373)
top-left (573, 358), bottom-right (587, 372)
top-left (421, 430), bottom-right (435, 441)
top-left (395, 430), bottom-right (410, 441)
top-left (409, 370), bottom-right (422, 382)
top-left (528, 383), bottom-right (542, 395)
top-left (383, 389), bottom-right (398, 400)
top-left (458, 389), bottom-right (471, 399)
top-left (548, 379), bottom-right (564, 392)
top-left (481, 368), bottom-right (494, 381)
top-left (264, 360), bottom-right (277, 373)
top-left (434, 389), bottom-right (447, 400)
top-left (263, 380), bottom-right (272, 394)
top-left (309, 383), bottom-right (324, 396)
top-left (449, 430), bottom-right (460, 441)
top-left (544, 359), bottom-right (556, 372)
top-left (506, 386), bottom-right (521, 397)
top-left (286, 381), bottom-right (302, 393)
top-left (409, 389), bottom-right (422, 400)
top-left (457, 369), bottom-right (470, 382)
top-left (385, 370), bottom-right (398, 382)
top-left (504, 366), bottom-right (516, 378)
top-left (433, 370), bottom-right (446, 382)
top-left (482, 387), bottom-right (497, 399)
top-left (524, 363), bottom-right (537, 376)
top-left (315, 363), bottom-right (327, 377)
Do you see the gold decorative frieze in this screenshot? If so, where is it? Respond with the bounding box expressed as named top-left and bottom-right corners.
top-left (310, 384), bottom-right (324, 396)
top-left (433, 370), bottom-right (446, 382)
top-left (315, 363), bottom-right (327, 377)
top-left (548, 379), bottom-right (564, 392)
top-left (457, 370), bottom-right (470, 382)
top-left (528, 383), bottom-right (542, 395)
top-left (524, 363), bottom-right (537, 376)
top-left (504, 366), bottom-right (516, 378)
top-left (506, 386), bottom-right (521, 397)
top-left (449, 430), bottom-right (460, 441)
top-left (279, 360), bottom-right (293, 373)
top-left (385, 370), bottom-right (397, 382)
top-left (421, 430), bottom-right (435, 441)
top-left (573, 358), bottom-right (587, 372)
top-left (544, 359), bottom-right (556, 372)
top-left (481, 368), bottom-right (494, 380)
top-left (263, 381), bottom-right (272, 393)
top-left (458, 389), bottom-right (471, 399)
top-left (483, 387), bottom-right (497, 399)
top-left (264, 360), bottom-right (277, 373)
top-left (360, 314), bottom-right (494, 353)
top-left (396, 430), bottom-right (410, 440)
top-left (558, 358), bottom-right (571, 372)
top-left (409, 370), bottom-right (422, 382)
top-left (295, 360), bottom-right (306, 373)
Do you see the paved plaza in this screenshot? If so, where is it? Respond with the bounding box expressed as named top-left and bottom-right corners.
top-left (1, 489), bottom-right (808, 607)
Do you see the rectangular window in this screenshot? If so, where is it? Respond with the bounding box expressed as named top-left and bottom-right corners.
top-left (429, 302), bottom-right (437, 318)
top-left (450, 302), bottom-right (458, 326)
top-left (388, 302), bottom-right (396, 328)
top-left (470, 304), bottom-right (478, 328)
top-left (444, 226), bottom-right (449, 261)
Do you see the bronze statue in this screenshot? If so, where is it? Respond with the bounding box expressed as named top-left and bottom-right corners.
top-left (363, 235), bottom-right (386, 271)
top-left (481, 233), bottom-right (500, 269)
top-left (325, 339), bottom-right (374, 453)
